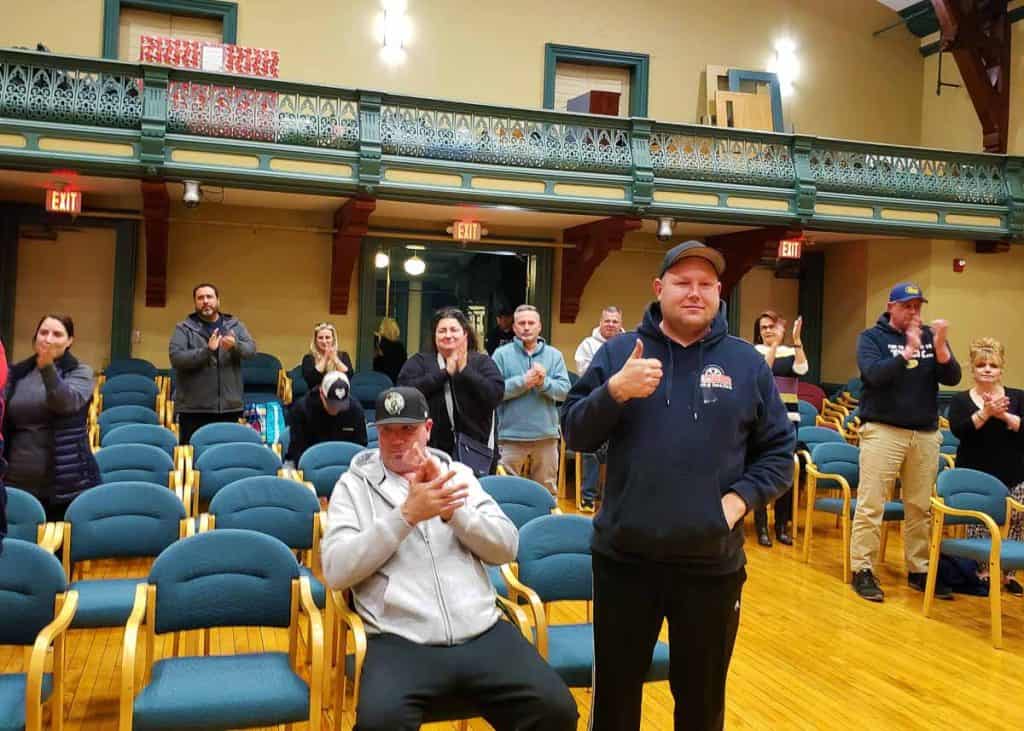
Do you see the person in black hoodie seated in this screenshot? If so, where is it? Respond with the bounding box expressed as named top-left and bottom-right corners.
top-left (849, 283), bottom-right (961, 604)
top-left (562, 241), bottom-right (795, 731)
top-left (3, 314), bottom-right (99, 521)
top-left (398, 307), bottom-right (504, 474)
top-left (285, 371), bottom-right (367, 465)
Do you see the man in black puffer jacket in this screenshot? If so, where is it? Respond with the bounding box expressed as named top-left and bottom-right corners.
top-left (562, 241), bottom-right (794, 731)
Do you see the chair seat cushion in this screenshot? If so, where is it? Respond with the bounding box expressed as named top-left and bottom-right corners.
top-left (941, 538), bottom-right (1024, 570)
top-left (0, 673), bottom-right (53, 731)
top-left (298, 566), bottom-right (325, 609)
top-left (70, 578), bottom-right (145, 628)
top-left (815, 498), bottom-right (904, 520)
top-left (547, 623), bottom-right (669, 687)
top-left (133, 652), bottom-right (309, 730)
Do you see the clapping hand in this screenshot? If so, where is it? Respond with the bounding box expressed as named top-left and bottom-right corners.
top-left (902, 319), bottom-right (922, 360)
top-left (207, 328), bottom-right (222, 351)
top-left (219, 330), bottom-right (237, 351)
top-left (792, 316), bottom-right (803, 346)
top-left (608, 339), bottom-right (663, 403)
top-left (401, 443), bottom-right (468, 524)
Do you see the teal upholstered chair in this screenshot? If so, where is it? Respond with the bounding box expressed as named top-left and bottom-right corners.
top-left (925, 468), bottom-right (1024, 648)
top-left (797, 399), bottom-right (820, 428)
top-left (242, 351), bottom-right (286, 405)
top-left (94, 444), bottom-right (184, 505)
top-left (479, 475), bottom-right (560, 598)
top-left (185, 442), bottom-right (285, 516)
top-left (101, 423), bottom-right (179, 461)
top-left (288, 364), bottom-right (309, 400)
top-left (3, 487), bottom-right (60, 550)
top-left (184, 421), bottom-right (266, 474)
top-left (100, 374), bottom-right (164, 422)
top-left (365, 424), bottom-right (378, 449)
top-left (104, 358), bottom-right (158, 380)
top-left (297, 441), bottom-right (364, 498)
top-left (350, 372), bottom-right (392, 410)
top-left (57, 482), bottom-right (189, 630)
top-left (94, 405), bottom-right (162, 450)
top-left (0, 539), bottom-right (78, 731)
top-left (503, 514), bottom-right (670, 688)
top-left (801, 442), bottom-right (904, 583)
top-left (940, 429), bottom-right (960, 458)
top-left (119, 529), bottom-right (324, 731)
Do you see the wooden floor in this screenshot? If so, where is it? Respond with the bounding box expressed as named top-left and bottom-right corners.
top-left (5, 500), bottom-right (1024, 730)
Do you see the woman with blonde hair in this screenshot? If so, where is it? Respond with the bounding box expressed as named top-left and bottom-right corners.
top-left (947, 336), bottom-right (1024, 594)
top-left (373, 317), bottom-right (406, 384)
top-left (301, 322), bottom-right (354, 390)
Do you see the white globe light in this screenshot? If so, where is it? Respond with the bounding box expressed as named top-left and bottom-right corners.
top-left (374, 251), bottom-right (390, 268)
top-left (403, 255), bottom-right (426, 276)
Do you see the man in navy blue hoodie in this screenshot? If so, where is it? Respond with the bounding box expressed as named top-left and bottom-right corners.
top-left (562, 241), bottom-right (794, 731)
top-left (849, 283), bottom-right (961, 602)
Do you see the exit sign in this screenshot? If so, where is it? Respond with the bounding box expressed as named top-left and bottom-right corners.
top-left (777, 238), bottom-right (803, 259)
top-left (452, 221), bottom-right (482, 242)
top-left (46, 189), bottom-right (82, 215)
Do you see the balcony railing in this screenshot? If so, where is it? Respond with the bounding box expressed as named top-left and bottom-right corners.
top-left (0, 48), bottom-right (1020, 239)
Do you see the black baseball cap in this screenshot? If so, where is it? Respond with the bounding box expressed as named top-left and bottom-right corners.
top-left (375, 386), bottom-right (430, 425)
top-left (660, 240), bottom-right (726, 277)
top-left (320, 371), bottom-right (351, 411)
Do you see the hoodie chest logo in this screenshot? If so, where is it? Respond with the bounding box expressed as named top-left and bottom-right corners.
top-left (700, 365), bottom-right (733, 391)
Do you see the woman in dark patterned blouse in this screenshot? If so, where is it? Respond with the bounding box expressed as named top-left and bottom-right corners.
top-left (947, 337), bottom-right (1024, 595)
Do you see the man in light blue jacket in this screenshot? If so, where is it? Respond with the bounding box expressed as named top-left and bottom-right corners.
top-left (492, 305), bottom-right (571, 495)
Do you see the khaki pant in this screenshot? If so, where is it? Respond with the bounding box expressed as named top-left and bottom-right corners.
top-left (850, 422), bottom-right (941, 574)
top-left (499, 438), bottom-right (560, 495)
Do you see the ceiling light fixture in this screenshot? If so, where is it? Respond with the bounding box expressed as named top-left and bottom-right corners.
top-left (403, 254), bottom-right (426, 276)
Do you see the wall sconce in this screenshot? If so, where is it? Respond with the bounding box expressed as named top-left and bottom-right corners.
top-left (771, 38), bottom-right (800, 96)
top-left (403, 254), bottom-right (426, 276)
top-left (953, 257), bottom-right (966, 273)
top-left (380, 0), bottom-right (412, 65)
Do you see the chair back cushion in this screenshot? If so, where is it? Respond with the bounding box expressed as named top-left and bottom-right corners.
top-left (288, 365), bottom-right (309, 398)
top-left (190, 422), bottom-right (263, 457)
top-left (810, 442), bottom-right (860, 490)
top-left (101, 423), bottom-right (178, 458)
top-left (101, 374), bottom-right (159, 411)
top-left (797, 400), bottom-right (818, 428)
top-left (517, 515), bottom-right (593, 603)
top-left (150, 529), bottom-right (299, 633)
top-left (297, 441), bottom-right (364, 497)
top-left (210, 476), bottom-right (320, 549)
top-left (4, 487), bottom-right (46, 543)
top-left (366, 424), bottom-right (378, 448)
top-left (242, 352), bottom-right (283, 390)
top-left (937, 468), bottom-right (1009, 525)
top-left (799, 426), bottom-right (845, 450)
top-left (0, 539), bottom-right (67, 645)
top-left (797, 382), bottom-right (826, 412)
top-left (195, 443), bottom-right (282, 500)
top-left (99, 405), bottom-right (161, 438)
top-left (95, 443), bottom-right (175, 485)
top-left (104, 358), bottom-right (158, 380)
top-left (479, 475), bottom-right (556, 529)
top-left (65, 482), bottom-right (186, 562)
top-left (351, 372), bottom-right (393, 408)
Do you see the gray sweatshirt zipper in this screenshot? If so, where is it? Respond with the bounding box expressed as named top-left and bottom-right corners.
top-left (419, 525), bottom-right (455, 646)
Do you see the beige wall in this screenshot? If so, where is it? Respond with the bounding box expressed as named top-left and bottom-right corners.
top-left (131, 203), bottom-right (359, 370)
top-left (14, 227), bottom-right (115, 369)
top-left (821, 241), bottom-right (867, 383)
top-left (549, 239), bottom-right (662, 367)
top-left (919, 23), bottom-right (1024, 153)
top-left (738, 266), bottom-right (799, 343)
top-left (0, 0), bottom-right (923, 145)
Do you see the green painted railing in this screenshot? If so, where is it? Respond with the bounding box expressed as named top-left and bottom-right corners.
top-left (1, 48), bottom-right (1021, 240)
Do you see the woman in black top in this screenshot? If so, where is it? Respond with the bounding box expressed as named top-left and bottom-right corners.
top-left (397, 308), bottom-right (504, 472)
top-left (372, 317), bottom-right (407, 385)
top-left (301, 322), bottom-right (354, 390)
top-left (752, 310), bottom-right (808, 547)
top-left (948, 337), bottom-right (1024, 594)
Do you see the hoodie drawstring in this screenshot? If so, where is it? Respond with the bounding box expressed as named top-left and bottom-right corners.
top-left (666, 344), bottom-right (674, 408)
top-left (693, 340), bottom-right (704, 422)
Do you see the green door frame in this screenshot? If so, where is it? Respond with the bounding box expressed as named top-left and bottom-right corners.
top-left (356, 237), bottom-right (554, 372)
top-left (0, 204), bottom-right (137, 365)
top-left (103, 0), bottom-right (239, 59)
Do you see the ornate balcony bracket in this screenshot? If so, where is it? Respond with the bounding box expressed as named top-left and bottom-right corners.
top-left (559, 216), bottom-right (642, 324)
top-left (791, 135), bottom-right (818, 222)
top-left (630, 118), bottom-right (654, 212)
top-left (141, 180), bottom-right (170, 307)
top-left (140, 67), bottom-right (168, 174)
top-left (358, 92), bottom-right (383, 195)
top-left (331, 197), bottom-right (376, 314)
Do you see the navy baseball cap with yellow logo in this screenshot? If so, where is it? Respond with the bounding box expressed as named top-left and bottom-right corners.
top-left (888, 282), bottom-right (928, 303)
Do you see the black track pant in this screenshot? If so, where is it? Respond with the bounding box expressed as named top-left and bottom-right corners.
top-left (590, 552), bottom-right (745, 731)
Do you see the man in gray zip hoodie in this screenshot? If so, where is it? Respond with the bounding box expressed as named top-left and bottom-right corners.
top-left (321, 386), bottom-right (577, 731)
top-left (169, 283), bottom-right (256, 444)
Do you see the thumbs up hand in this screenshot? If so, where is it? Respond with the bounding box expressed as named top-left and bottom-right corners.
top-left (608, 339), bottom-right (663, 403)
